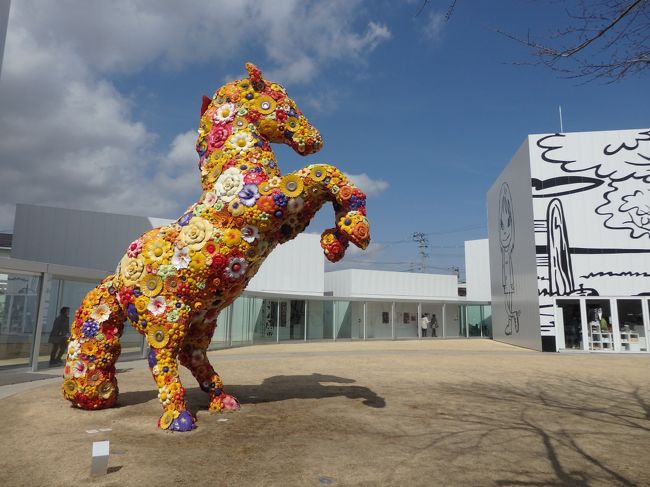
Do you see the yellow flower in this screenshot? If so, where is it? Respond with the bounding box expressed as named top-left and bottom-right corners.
top-left (120, 255), bottom-right (145, 286)
top-left (222, 228), bottom-right (242, 247)
top-left (148, 324), bottom-right (170, 349)
top-left (81, 341), bottom-right (98, 356)
top-left (285, 116), bottom-right (299, 132)
top-left (254, 95), bottom-right (276, 114)
top-left (63, 379), bottom-right (77, 397)
top-left (144, 238), bottom-right (170, 263)
top-left (135, 296), bottom-right (150, 313)
top-left (310, 165), bottom-right (327, 182)
top-left (98, 380), bottom-right (115, 399)
top-left (280, 174), bottom-right (304, 198)
top-left (322, 233), bottom-right (335, 245)
top-left (189, 252), bottom-right (207, 273)
top-left (140, 273), bottom-right (163, 297)
top-left (228, 199), bottom-right (245, 216)
top-left (159, 410), bottom-right (174, 430)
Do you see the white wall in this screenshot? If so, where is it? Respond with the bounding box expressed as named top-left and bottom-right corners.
top-left (464, 239), bottom-right (491, 302)
top-left (325, 269), bottom-right (458, 299)
top-left (487, 138), bottom-right (542, 351)
top-left (528, 129), bottom-right (650, 342)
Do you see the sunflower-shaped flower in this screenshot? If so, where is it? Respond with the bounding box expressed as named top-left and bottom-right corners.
top-left (309, 165), bottom-right (328, 182)
top-left (140, 273), bottom-right (163, 297)
top-left (280, 174), bottom-right (304, 198)
top-left (159, 410), bottom-right (175, 430)
top-left (215, 167), bottom-right (244, 202)
top-left (98, 380), bottom-right (115, 400)
top-left (254, 95), bottom-right (276, 115)
top-left (147, 324), bottom-right (170, 349)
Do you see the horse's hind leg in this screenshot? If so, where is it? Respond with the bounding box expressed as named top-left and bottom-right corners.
top-left (147, 317), bottom-right (196, 432)
top-left (179, 310), bottom-right (240, 412)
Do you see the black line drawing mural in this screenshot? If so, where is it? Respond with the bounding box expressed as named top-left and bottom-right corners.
top-left (499, 182), bottom-right (520, 335)
top-left (531, 130), bottom-right (650, 338)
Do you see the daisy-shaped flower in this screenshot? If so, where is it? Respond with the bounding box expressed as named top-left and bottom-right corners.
top-left (68, 339), bottom-right (81, 360)
top-left (227, 131), bottom-right (255, 153)
top-left (224, 257), bottom-right (248, 280)
top-left (213, 102), bottom-right (236, 123)
top-left (126, 239), bottom-right (143, 257)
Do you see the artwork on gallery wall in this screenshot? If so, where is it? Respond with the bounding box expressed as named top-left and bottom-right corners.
top-left (382, 312), bottom-right (389, 324)
top-left (531, 130), bottom-right (650, 335)
top-left (499, 182), bottom-right (521, 335)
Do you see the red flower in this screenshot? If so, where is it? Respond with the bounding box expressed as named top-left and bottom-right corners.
top-left (211, 254), bottom-right (228, 270)
top-left (208, 122), bottom-right (232, 150)
top-left (275, 109), bottom-right (287, 122)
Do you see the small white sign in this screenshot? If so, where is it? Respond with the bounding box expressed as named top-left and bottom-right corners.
top-left (91, 440), bottom-right (110, 477)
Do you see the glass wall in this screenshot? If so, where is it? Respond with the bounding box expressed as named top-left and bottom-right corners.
top-left (421, 304), bottom-right (443, 338)
top-left (556, 299), bottom-right (582, 350)
top-left (306, 300), bottom-right (333, 340)
top-left (0, 271), bottom-right (41, 368)
top-left (445, 305), bottom-right (466, 338)
top-left (333, 300), bottom-right (363, 340)
top-left (616, 299), bottom-right (647, 352)
top-left (280, 300), bottom-right (307, 341)
top-left (395, 302), bottom-right (418, 338)
top-left (366, 301), bottom-right (392, 339)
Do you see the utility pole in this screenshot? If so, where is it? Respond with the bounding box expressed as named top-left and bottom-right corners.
top-left (411, 232), bottom-right (429, 273)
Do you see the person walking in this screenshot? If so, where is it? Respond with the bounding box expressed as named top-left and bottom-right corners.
top-left (420, 313), bottom-right (430, 338)
top-left (49, 307), bottom-right (70, 366)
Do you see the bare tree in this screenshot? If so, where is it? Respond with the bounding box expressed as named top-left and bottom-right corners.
top-left (418, 0), bottom-right (650, 82)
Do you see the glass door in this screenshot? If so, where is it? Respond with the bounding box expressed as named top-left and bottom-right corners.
top-left (616, 299), bottom-right (647, 352)
top-left (586, 299), bottom-right (614, 351)
top-left (556, 299), bottom-right (583, 350)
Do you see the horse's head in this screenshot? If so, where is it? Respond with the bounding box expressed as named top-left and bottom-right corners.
top-left (197, 63), bottom-right (322, 162)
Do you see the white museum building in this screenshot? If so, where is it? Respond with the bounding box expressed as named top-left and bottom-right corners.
top-left (488, 128), bottom-right (650, 354)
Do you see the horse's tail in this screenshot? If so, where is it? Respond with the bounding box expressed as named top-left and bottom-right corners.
top-left (62, 275), bottom-right (125, 410)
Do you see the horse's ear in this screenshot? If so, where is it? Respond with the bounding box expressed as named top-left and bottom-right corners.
top-left (200, 95), bottom-right (211, 118)
top-left (245, 62), bottom-right (264, 90)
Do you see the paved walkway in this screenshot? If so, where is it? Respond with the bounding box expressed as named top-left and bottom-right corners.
top-left (1, 340), bottom-right (649, 486)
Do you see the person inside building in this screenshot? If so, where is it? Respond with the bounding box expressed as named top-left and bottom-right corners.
top-left (430, 314), bottom-right (438, 337)
top-left (49, 306), bottom-right (70, 366)
top-left (420, 313), bottom-right (430, 338)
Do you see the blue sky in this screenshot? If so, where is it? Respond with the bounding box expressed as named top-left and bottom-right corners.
top-left (1, 1), bottom-right (648, 277)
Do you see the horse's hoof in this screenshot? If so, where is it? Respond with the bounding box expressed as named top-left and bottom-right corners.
top-left (159, 410), bottom-right (196, 432)
top-left (209, 392), bottom-right (240, 412)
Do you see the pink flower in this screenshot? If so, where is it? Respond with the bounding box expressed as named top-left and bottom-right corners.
top-left (147, 296), bottom-right (167, 316)
top-left (221, 394), bottom-right (240, 410)
top-left (208, 122), bottom-right (232, 150)
top-left (72, 361), bottom-right (86, 378)
top-left (127, 239), bottom-right (143, 257)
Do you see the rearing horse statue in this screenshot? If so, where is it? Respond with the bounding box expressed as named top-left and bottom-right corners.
top-left (62, 63), bottom-right (371, 432)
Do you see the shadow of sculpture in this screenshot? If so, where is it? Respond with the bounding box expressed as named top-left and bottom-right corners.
top-left (383, 377), bottom-right (648, 486)
top-left (117, 373), bottom-right (385, 410)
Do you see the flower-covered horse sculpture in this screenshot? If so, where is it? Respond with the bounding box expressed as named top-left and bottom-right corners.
top-left (62, 63), bottom-right (370, 432)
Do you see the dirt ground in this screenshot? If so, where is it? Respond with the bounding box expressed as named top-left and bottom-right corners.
top-left (1, 340), bottom-right (649, 487)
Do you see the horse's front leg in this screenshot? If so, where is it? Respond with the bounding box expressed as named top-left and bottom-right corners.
top-left (299, 164), bottom-right (371, 262)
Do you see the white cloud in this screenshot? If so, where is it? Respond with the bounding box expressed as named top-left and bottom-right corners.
top-left (345, 173), bottom-right (389, 197)
top-left (422, 10), bottom-right (446, 41)
top-left (0, 1), bottom-right (391, 230)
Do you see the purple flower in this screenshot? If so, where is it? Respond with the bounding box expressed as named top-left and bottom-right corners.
top-left (170, 411), bottom-right (195, 432)
top-left (82, 320), bottom-right (99, 338)
top-left (273, 193), bottom-right (288, 207)
top-left (238, 184), bottom-right (260, 207)
top-left (126, 303), bottom-right (138, 322)
top-left (147, 348), bottom-right (157, 368)
top-left (178, 212), bottom-right (193, 226)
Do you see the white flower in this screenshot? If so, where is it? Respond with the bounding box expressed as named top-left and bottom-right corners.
top-left (90, 304), bottom-right (111, 323)
top-left (148, 296), bottom-right (167, 316)
top-left (203, 191), bottom-right (218, 207)
top-left (213, 103), bottom-right (235, 122)
top-left (215, 167), bottom-right (244, 202)
top-left (179, 217), bottom-right (213, 250)
top-left (241, 224), bottom-right (259, 243)
top-left (227, 132), bottom-right (255, 153)
top-left (172, 247), bottom-right (191, 269)
top-left (68, 340), bottom-right (81, 360)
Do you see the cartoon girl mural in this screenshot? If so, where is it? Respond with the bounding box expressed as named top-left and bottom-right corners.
top-left (499, 183), bottom-right (520, 335)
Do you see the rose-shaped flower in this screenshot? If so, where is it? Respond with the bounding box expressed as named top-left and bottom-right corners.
top-left (208, 122), bottom-right (232, 150)
top-left (179, 217), bottom-right (213, 250)
top-left (120, 255), bottom-right (145, 286)
top-left (215, 167), bottom-right (244, 202)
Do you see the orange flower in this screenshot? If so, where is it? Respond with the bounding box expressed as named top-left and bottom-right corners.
top-left (257, 195), bottom-right (276, 213)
